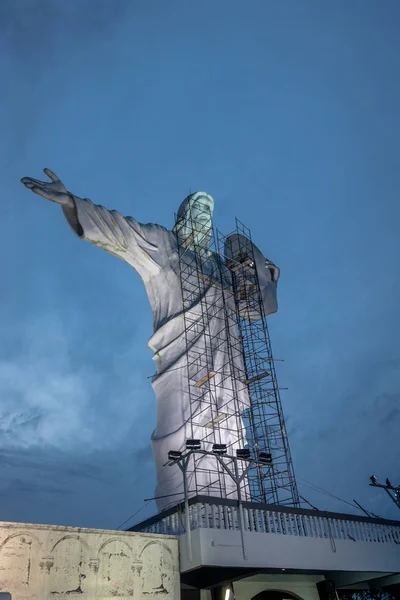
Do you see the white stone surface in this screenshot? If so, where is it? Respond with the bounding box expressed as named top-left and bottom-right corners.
top-left (0, 521), bottom-right (179, 599)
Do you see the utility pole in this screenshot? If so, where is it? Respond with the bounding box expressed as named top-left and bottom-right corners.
top-left (369, 475), bottom-right (400, 511)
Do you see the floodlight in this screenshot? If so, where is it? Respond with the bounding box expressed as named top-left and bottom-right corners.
top-left (259, 452), bottom-right (272, 464)
top-left (236, 448), bottom-right (251, 460)
top-left (168, 450), bottom-right (182, 461)
top-left (186, 439), bottom-right (201, 450)
top-left (212, 443), bottom-right (227, 455)
top-left (370, 475), bottom-right (377, 485)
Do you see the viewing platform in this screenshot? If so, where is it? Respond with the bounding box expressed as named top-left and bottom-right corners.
top-left (130, 495), bottom-right (400, 594)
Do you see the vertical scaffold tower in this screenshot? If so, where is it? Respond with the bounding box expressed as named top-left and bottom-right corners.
top-left (174, 203), bottom-right (299, 508)
top-left (217, 219), bottom-right (299, 507)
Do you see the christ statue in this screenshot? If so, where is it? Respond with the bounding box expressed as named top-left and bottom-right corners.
top-left (21, 169), bottom-right (279, 511)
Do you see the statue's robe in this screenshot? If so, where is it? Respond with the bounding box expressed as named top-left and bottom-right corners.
top-left (63, 196), bottom-right (252, 510)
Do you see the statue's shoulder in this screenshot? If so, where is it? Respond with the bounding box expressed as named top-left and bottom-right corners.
top-left (140, 221), bottom-right (169, 232)
top-left (125, 218), bottom-right (175, 243)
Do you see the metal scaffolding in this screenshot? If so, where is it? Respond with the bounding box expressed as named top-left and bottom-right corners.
top-left (173, 204), bottom-right (299, 507)
top-left (218, 219), bottom-right (299, 506)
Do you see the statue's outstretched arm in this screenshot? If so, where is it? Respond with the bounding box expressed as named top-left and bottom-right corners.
top-left (21, 168), bottom-right (160, 277)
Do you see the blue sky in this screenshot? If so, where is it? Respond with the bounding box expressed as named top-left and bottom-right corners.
top-left (1, 0), bottom-right (399, 528)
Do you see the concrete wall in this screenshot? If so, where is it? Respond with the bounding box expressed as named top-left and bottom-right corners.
top-left (180, 527), bottom-right (400, 574)
top-left (0, 521), bottom-right (179, 600)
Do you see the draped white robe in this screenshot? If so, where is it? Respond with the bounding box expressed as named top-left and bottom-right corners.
top-left (62, 196), bottom-right (251, 511)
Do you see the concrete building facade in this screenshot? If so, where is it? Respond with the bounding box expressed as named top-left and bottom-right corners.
top-left (0, 521), bottom-right (179, 600)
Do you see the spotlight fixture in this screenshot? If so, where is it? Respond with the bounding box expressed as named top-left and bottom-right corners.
top-left (259, 452), bottom-right (272, 464)
top-left (386, 478), bottom-right (392, 488)
top-left (370, 475), bottom-right (377, 485)
top-left (212, 443), bottom-right (227, 455)
top-left (236, 448), bottom-right (251, 460)
top-left (186, 439), bottom-right (201, 450)
top-left (168, 450), bottom-right (182, 461)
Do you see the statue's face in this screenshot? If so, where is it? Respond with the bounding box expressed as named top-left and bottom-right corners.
top-left (174, 192), bottom-right (215, 253)
top-left (189, 199), bottom-right (213, 234)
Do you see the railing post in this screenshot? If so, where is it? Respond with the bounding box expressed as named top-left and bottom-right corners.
top-left (177, 455), bottom-right (192, 562)
top-left (233, 457), bottom-right (248, 560)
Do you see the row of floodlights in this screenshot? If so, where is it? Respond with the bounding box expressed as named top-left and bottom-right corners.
top-left (168, 439), bottom-right (272, 464)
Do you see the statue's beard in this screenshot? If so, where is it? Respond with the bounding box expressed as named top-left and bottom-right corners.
top-left (174, 213), bottom-right (213, 256)
top-left (191, 222), bottom-right (213, 253)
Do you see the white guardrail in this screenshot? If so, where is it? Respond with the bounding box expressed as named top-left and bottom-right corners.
top-left (135, 497), bottom-right (400, 545)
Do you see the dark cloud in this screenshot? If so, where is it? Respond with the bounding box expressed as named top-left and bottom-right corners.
top-left (0, 0), bottom-right (132, 55)
top-left (358, 392), bottom-right (400, 425)
top-left (0, 443), bottom-right (156, 528)
top-left (378, 359), bottom-right (400, 370)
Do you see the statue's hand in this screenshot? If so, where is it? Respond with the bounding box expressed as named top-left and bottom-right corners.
top-left (21, 168), bottom-right (73, 207)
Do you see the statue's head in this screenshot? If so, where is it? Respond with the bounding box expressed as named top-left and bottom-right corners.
top-left (173, 192), bottom-right (215, 253)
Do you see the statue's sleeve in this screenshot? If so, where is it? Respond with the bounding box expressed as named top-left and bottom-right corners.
top-left (62, 195), bottom-right (161, 278)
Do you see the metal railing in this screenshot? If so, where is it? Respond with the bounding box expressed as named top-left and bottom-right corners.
top-left (132, 495), bottom-right (400, 545)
